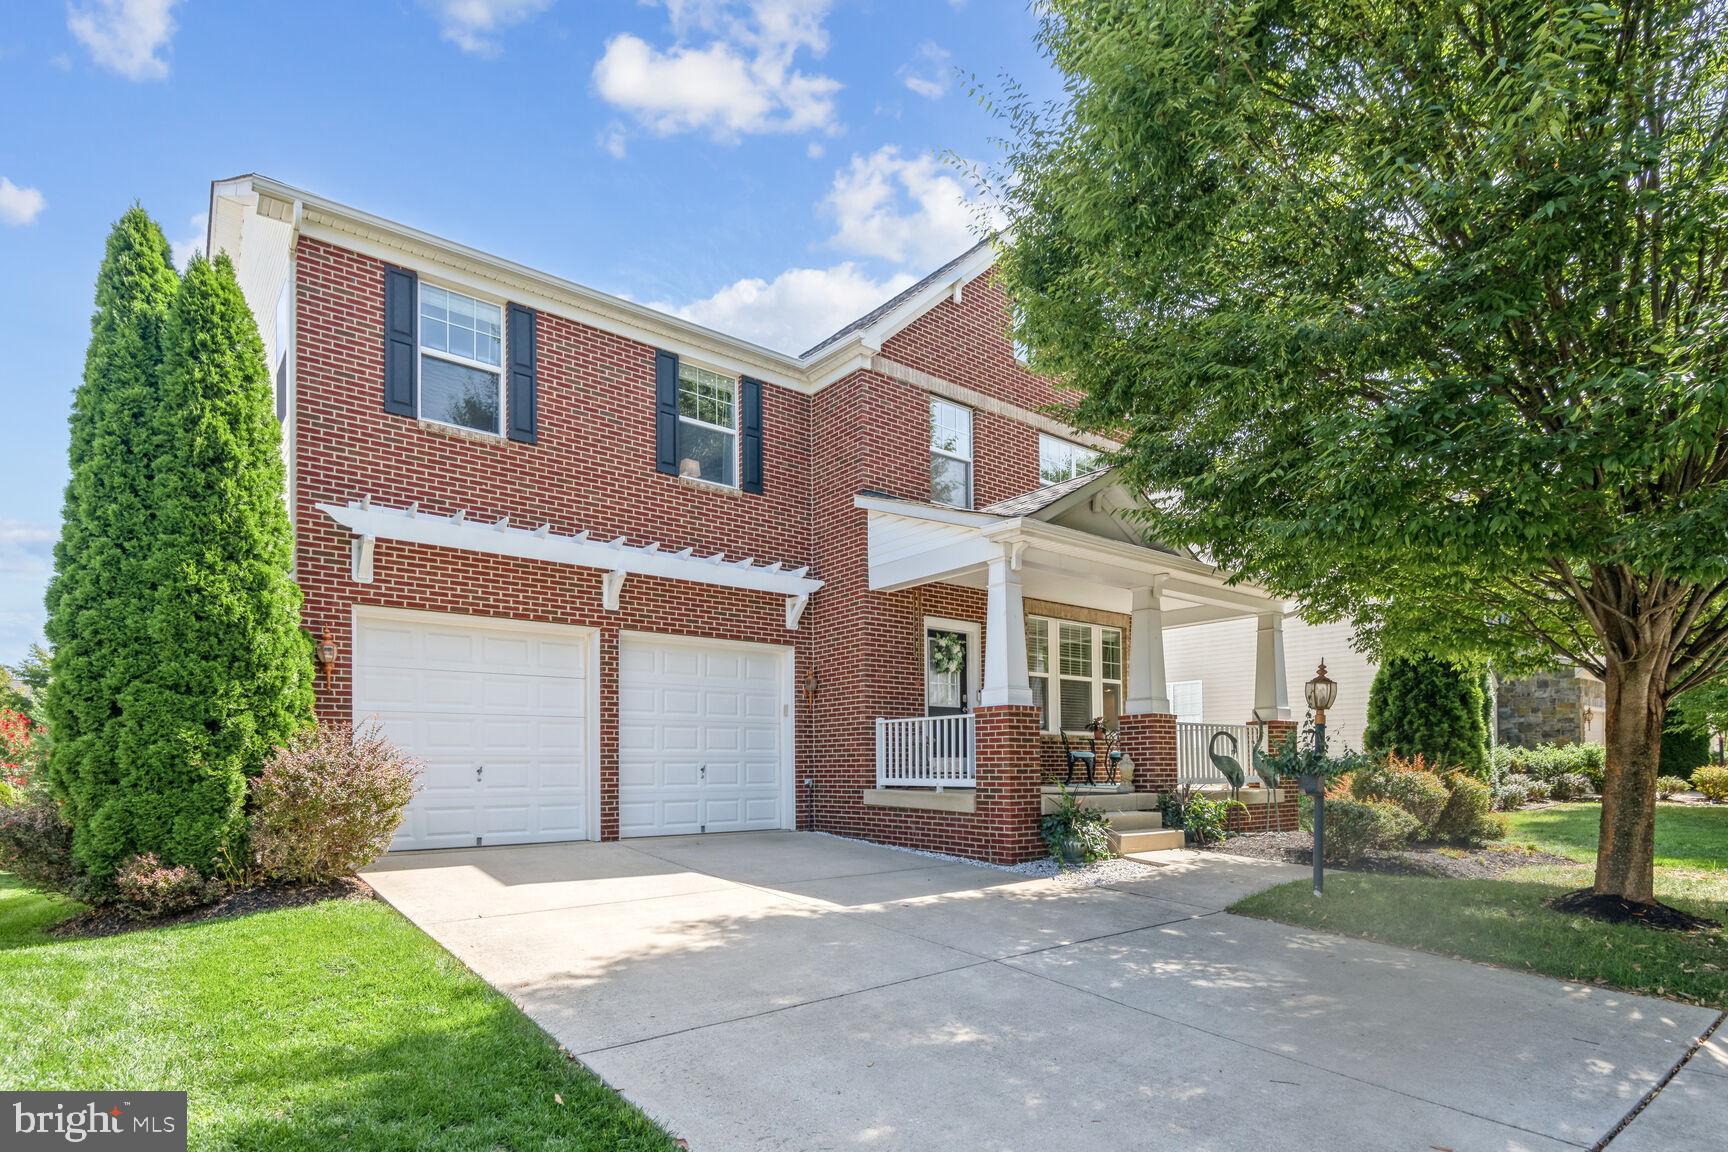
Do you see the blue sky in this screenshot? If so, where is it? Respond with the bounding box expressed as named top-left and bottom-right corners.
top-left (0, 0), bottom-right (1056, 665)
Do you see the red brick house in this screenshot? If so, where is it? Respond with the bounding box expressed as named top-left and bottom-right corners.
top-left (209, 174), bottom-right (1298, 866)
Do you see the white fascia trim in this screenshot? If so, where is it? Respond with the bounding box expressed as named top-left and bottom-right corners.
top-left (979, 519), bottom-right (1281, 610)
top-left (318, 500), bottom-right (822, 599)
top-left (853, 493), bottom-right (1002, 528)
top-left (242, 174), bottom-right (817, 394)
top-left (852, 245), bottom-right (999, 353)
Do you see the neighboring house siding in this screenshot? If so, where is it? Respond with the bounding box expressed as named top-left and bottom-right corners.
top-left (1164, 617), bottom-right (1376, 752)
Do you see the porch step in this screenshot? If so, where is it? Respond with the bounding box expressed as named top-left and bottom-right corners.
top-left (1041, 789), bottom-right (1163, 815)
top-left (1105, 809), bottom-right (1164, 832)
top-left (1109, 827), bottom-right (1185, 854)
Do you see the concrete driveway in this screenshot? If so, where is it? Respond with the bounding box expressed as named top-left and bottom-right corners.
top-left (365, 832), bottom-right (1722, 1151)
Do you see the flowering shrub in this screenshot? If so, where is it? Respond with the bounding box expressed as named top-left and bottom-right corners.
top-left (249, 722), bottom-right (420, 883)
top-left (1349, 753), bottom-right (1450, 835)
top-left (0, 709), bottom-right (31, 789)
top-left (115, 852), bottom-right (218, 920)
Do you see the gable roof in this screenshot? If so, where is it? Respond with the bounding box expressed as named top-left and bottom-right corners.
top-left (979, 468), bottom-right (1107, 517)
top-left (800, 240), bottom-right (992, 358)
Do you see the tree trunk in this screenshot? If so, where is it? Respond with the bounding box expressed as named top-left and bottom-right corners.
top-left (1595, 653), bottom-right (1664, 903)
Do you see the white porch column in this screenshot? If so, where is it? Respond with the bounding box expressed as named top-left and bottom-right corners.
top-left (1125, 579), bottom-right (1170, 714)
top-left (979, 546), bottom-right (1035, 707)
top-left (1255, 611), bottom-right (1292, 720)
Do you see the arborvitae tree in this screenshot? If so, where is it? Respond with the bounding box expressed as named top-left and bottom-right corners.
top-left (110, 253), bottom-right (313, 872)
top-left (1660, 708), bottom-right (1711, 780)
top-left (42, 208), bottom-right (182, 875)
top-left (1363, 656), bottom-right (1491, 779)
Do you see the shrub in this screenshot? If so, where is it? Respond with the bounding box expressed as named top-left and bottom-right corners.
top-left (1183, 792), bottom-right (1246, 847)
top-left (1655, 775), bottom-right (1691, 800)
top-left (1492, 743), bottom-right (1605, 791)
top-left (1548, 772), bottom-right (1595, 801)
top-left (1692, 766), bottom-right (1728, 804)
top-left (1661, 709), bottom-right (1711, 780)
top-left (0, 787), bottom-right (83, 896)
top-left (1433, 775), bottom-right (1505, 845)
top-left (249, 722), bottom-right (419, 883)
top-left (1323, 798), bottom-right (1420, 864)
top-left (1363, 655), bottom-right (1491, 778)
top-left (1042, 785), bottom-right (1113, 863)
top-left (1346, 754), bottom-right (1450, 835)
top-left (1492, 772), bottom-right (1538, 811)
top-left (114, 852), bottom-right (218, 920)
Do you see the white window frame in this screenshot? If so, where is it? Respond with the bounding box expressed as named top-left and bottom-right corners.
top-left (675, 361), bottom-right (740, 488)
top-left (1166, 679), bottom-right (1204, 725)
top-left (1039, 433), bottom-right (1099, 486)
top-left (1026, 616), bottom-right (1125, 735)
top-left (416, 280), bottom-right (506, 437)
top-left (930, 398), bottom-right (973, 509)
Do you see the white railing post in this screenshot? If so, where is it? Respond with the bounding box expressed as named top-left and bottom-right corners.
top-left (1175, 721), bottom-right (1269, 787)
top-left (874, 714), bottom-right (978, 789)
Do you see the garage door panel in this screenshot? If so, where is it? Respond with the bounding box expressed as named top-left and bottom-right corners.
top-left (356, 614), bottom-right (593, 850)
top-left (617, 636), bottom-right (789, 837)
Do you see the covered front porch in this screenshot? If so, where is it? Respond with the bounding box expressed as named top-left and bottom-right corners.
top-left (855, 472), bottom-right (1298, 860)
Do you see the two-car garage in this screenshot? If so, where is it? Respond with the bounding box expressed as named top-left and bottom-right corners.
top-left (353, 608), bottom-right (793, 851)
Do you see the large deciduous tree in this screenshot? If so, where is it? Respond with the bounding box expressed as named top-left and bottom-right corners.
top-left (43, 208), bottom-right (182, 875)
top-left (993, 0), bottom-right (1728, 906)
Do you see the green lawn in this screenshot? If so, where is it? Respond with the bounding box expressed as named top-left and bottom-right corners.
top-left (0, 874), bottom-right (677, 1151)
top-left (1504, 802), bottom-right (1728, 872)
top-left (1233, 803), bottom-right (1728, 1007)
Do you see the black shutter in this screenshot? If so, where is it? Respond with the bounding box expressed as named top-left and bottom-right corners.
top-left (383, 266), bottom-right (417, 416)
top-left (739, 376), bottom-right (764, 494)
top-left (506, 303), bottom-right (537, 443)
top-left (654, 350), bottom-right (680, 475)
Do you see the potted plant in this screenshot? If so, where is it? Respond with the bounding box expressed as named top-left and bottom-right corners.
top-left (1040, 785), bottom-right (1111, 865)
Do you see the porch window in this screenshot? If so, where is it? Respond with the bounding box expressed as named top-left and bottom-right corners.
top-left (1026, 616), bottom-right (1124, 734)
top-left (930, 398), bottom-right (973, 508)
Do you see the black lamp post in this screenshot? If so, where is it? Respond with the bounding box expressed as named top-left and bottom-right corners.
top-left (1300, 660), bottom-right (1338, 896)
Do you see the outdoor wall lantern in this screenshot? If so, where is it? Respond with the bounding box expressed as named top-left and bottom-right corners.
top-left (1300, 660), bottom-right (1339, 897)
top-left (316, 626), bottom-right (338, 693)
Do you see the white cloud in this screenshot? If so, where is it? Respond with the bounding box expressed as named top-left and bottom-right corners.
top-left (656, 263), bottom-right (915, 354)
top-left (898, 41), bottom-right (951, 100)
top-left (805, 141), bottom-right (824, 159)
top-left (0, 179), bottom-right (46, 227)
top-left (425, 0), bottom-right (551, 56)
top-left (824, 145), bottom-right (989, 268)
top-left (599, 122), bottom-right (629, 159)
top-left (170, 212), bottom-right (207, 270)
top-left (0, 521), bottom-right (56, 577)
top-left (593, 0), bottom-right (840, 143)
top-left (67, 0), bottom-right (178, 81)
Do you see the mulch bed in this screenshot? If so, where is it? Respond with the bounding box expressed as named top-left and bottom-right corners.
top-left (49, 877), bottom-right (375, 940)
top-left (1204, 830), bottom-right (1575, 880)
top-left (1547, 889), bottom-right (1721, 932)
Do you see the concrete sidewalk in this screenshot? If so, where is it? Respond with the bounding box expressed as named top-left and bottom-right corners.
top-left (366, 833), bottom-right (1720, 1151)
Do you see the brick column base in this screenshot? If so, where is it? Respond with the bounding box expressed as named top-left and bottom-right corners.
top-left (1118, 712), bottom-right (1176, 795)
top-left (973, 704), bottom-right (1044, 865)
top-left (1262, 718), bottom-right (1301, 832)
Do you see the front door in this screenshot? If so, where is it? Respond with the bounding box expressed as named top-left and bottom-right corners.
top-left (925, 627), bottom-right (971, 717)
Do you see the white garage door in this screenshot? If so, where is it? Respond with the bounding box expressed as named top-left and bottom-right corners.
top-left (618, 635), bottom-right (790, 837)
top-left (354, 611), bottom-right (594, 850)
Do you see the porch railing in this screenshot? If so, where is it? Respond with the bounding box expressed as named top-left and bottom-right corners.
top-left (1176, 721), bottom-right (1268, 788)
top-left (875, 714), bottom-right (976, 789)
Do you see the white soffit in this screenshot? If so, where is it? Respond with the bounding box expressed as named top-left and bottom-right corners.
top-left (319, 500), bottom-right (822, 625)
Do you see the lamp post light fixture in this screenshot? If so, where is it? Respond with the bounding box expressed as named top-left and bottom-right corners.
top-left (1300, 660), bottom-right (1339, 897)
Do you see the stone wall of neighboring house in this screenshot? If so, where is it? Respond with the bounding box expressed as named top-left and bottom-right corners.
top-left (1496, 669), bottom-right (1604, 748)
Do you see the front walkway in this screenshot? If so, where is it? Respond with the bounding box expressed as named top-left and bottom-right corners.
top-left (365, 833), bottom-right (1720, 1151)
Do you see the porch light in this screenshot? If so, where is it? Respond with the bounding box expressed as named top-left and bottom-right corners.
top-left (1304, 660), bottom-right (1337, 722)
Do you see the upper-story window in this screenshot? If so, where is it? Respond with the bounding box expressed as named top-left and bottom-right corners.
top-left (930, 398), bottom-right (973, 508)
top-left (677, 362), bottom-right (737, 486)
top-left (419, 284), bottom-right (504, 434)
top-left (1039, 433), bottom-right (1100, 485)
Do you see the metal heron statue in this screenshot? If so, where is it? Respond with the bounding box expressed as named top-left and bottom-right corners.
top-left (1208, 731), bottom-right (1246, 799)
